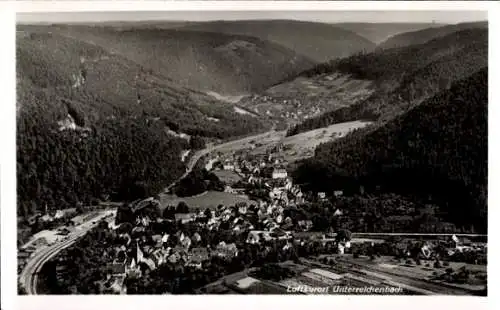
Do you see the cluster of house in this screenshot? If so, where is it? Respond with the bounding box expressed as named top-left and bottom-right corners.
top-left (96, 208), bottom-right (246, 293)
top-left (68, 146), bottom-right (353, 293)
top-left (388, 234), bottom-right (487, 261)
top-left (25, 207), bottom-right (77, 226)
top-left (95, 187), bottom-right (326, 294)
top-left (446, 235), bottom-right (487, 256)
top-left (203, 150), bottom-right (349, 241)
top-left (20, 208), bottom-right (82, 270)
top-left (242, 94), bottom-right (318, 121)
top-left (56, 114), bottom-right (91, 133)
top-left (211, 151), bottom-right (309, 204)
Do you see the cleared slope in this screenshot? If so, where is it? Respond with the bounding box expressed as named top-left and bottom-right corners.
top-left (239, 72), bottom-right (374, 128)
top-left (377, 21), bottom-right (487, 50)
top-left (298, 68), bottom-right (487, 232)
top-left (19, 24), bottom-right (315, 94)
top-left (176, 19), bottom-right (376, 62)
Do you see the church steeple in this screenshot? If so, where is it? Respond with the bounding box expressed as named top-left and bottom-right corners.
top-left (136, 241), bottom-right (144, 263)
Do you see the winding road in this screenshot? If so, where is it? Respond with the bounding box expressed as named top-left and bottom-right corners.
top-left (22, 123), bottom-right (485, 295)
top-left (164, 127), bottom-right (279, 192)
top-left (19, 128), bottom-right (278, 294)
top-left (19, 211), bottom-right (112, 294)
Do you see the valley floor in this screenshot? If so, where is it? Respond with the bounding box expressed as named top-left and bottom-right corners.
top-left (211, 120), bottom-right (371, 163)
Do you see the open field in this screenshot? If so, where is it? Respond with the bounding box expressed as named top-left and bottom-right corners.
top-left (237, 280), bottom-right (288, 294)
top-left (212, 120), bottom-right (372, 163)
top-left (215, 261), bottom-right (408, 295)
top-left (268, 73), bottom-right (373, 100)
top-left (213, 170), bottom-right (243, 184)
top-left (331, 255), bottom-right (486, 295)
top-left (198, 255), bottom-right (485, 296)
top-left (160, 190), bottom-right (257, 210)
top-left (239, 72), bottom-right (374, 124)
top-left (206, 91), bottom-right (247, 104)
top-left (278, 120), bottom-right (372, 161)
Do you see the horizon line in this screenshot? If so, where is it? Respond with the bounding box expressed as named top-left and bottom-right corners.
top-left (16, 18), bottom-right (488, 26)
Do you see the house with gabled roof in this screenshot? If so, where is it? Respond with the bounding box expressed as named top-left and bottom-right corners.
top-left (333, 209), bottom-right (343, 217)
top-left (108, 259), bottom-right (126, 276)
top-left (246, 230), bottom-right (274, 244)
top-left (175, 213), bottom-right (195, 224)
top-left (186, 247), bottom-right (210, 268)
top-left (152, 234), bottom-right (163, 247)
top-left (333, 190), bottom-right (343, 197)
top-left (214, 242), bottom-right (238, 259)
top-left (180, 235), bottom-right (192, 250)
top-left (151, 248), bottom-right (168, 266)
top-left (298, 220), bottom-right (313, 231)
top-left (125, 257), bottom-right (141, 278)
top-left (272, 168), bottom-right (288, 179)
top-left (168, 252), bottom-right (182, 264)
top-left (192, 232), bottom-right (202, 243)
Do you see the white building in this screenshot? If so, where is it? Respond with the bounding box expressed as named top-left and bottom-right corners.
top-left (272, 168), bottom-right (288, 179)
top-left (54, 210), bottom-right (65, 219)
top-left (334, 190), bottom-right (344, 197)
top-left (223, 163), bottom-right (235, 171)
top-left (333, 209), bottom-right (343, 216)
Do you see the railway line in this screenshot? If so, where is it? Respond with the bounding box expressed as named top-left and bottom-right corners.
top-left (19, 211), bottom-right (111, 294)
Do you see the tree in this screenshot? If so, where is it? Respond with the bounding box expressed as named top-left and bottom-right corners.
top-left (336, 229), bottom-right (352, 243)
top-left (76, 202), bottom-right (84, 214)
top-left (18, 282), bottom-right (27, 295)
top-left (176, 201), bottom-right (189, 214)
top-left (204, 208), bottom-right (212, 219)
top-left (189, 136), bottom-right (206, 150)
top-left (116, 203), bottom-right (134, 225)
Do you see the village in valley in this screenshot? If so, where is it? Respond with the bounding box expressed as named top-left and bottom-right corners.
top-left (15, 11), bottom-right (489, 297)
top-left (18, 137), bottom-right (487, 295)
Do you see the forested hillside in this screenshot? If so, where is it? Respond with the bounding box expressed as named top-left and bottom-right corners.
top-left (17, 31), bottom-right (268, 137)
top-left (18, 24), bottom-right (315, 94)
top-left (17, 107), bottom-right (187, 217)
top-left (334, 22), bottom-right (442, 44)
top-left (377, 21), bottom-right (487, 50)
top-left (16, 30), bottom-right (268, 218)
top-left (175, 20), bottom-right (376, 62)
top-left (294, 68), bottom-right (488, 232)
top-left (287, 28), bottom-right (487, 135)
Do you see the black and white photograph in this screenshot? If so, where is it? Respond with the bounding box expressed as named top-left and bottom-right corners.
top-left (5, 2), bottom-right (493, 301)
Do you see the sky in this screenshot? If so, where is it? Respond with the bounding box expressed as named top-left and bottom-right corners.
top-left (17, 10), bottom-right (488, 24)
